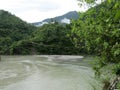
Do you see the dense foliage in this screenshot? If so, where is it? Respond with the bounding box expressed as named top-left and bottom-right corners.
top-left (0, 10), bottom-right (77, 55)
top-left (10, 22), bottom-right (77, 55)
top-left (31, 22), bottom-right (77, 54)
top-left (71, 0), bottom-right (120, 89)
top-left (0, 10), bottom-right (36, 54)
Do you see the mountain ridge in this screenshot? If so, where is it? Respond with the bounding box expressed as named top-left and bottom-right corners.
top-left (32, 11), bottom-right (79, 26)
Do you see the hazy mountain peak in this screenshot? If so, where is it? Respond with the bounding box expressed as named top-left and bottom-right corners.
top-left (33, 11), bottom-right (79, 26)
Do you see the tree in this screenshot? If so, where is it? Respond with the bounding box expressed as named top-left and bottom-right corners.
top-left (32, 22), bottom-right (76, 54)
top-left (71, 0), bottom-right (120, 88)
top-left (0, 10), bottom-right (36, 54)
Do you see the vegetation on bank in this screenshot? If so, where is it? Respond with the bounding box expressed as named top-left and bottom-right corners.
top-left (0, 0), bottom-right (119, 89)
top-left (0, 11), bottom-right (77, 55)
top-left (9, 23), bottom-right (78, 55)
top-left (72, 0), bottom-right (120, 89)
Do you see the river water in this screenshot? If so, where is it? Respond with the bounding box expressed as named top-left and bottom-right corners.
top-left (0, 55), bottom-right (102, 90)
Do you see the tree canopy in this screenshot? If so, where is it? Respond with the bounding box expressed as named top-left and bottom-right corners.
top-left (71, 0), bottom-right (120, 88)
top-left (0, 10), bottom-right (36, 54)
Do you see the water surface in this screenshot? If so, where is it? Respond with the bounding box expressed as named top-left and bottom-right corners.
top-left (0, 55), bottom-right (102, 90)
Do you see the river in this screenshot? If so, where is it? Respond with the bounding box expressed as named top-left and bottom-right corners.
top-left (0, 55), bottom-right (102, 90)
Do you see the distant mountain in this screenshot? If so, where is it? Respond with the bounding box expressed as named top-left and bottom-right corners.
top-left (33, 11), bottom-right (79, 26)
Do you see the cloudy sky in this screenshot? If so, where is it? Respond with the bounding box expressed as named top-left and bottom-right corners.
top-left (0, 0), bottom-right (89, 23)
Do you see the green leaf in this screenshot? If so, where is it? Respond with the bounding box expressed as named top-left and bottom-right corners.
top-left (115, 10), bottom-right (120, 20)
top-left (114, 49), bottom-right (120, 56)
top-left (108, 0), bottom-right (112, 3)
top-left (103, 42), bottom-right (109, 49)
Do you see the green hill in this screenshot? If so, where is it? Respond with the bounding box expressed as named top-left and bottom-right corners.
top-left (0, 10), bottom-right (35, 40)
top-left (0, 10), bottom-right (36, 54)
top-left (0, 10), bottom-right (75, 55)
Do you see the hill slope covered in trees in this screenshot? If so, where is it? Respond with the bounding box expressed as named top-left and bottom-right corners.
top-left (0, 10), bottom-right (77, 55)
top-left (0, 10), bottom-right (36, 54)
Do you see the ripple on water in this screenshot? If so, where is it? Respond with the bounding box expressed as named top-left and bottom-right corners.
top-left (0, 70), bottom-right (17, 80)
top-left (0, 55), bottom-right (102, 90)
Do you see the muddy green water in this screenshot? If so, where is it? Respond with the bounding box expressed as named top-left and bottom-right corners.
top-left (0, 55), bottom-right (102, 90)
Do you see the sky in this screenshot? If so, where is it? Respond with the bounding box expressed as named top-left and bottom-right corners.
top-left (0, 0), bottom-right (89, 23)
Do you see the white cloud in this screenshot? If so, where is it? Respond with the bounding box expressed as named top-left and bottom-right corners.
top-left (0, 0), bottom-right (87, 22)
top-left (61, 18), bottom-right (70, 24)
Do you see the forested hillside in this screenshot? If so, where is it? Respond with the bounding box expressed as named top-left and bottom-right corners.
top-left (0, 10), bottom-right (36, 54)
top-left (10, 23), bottom-right (77, 55)
top-left (0, 10), bottom-right (76, 55)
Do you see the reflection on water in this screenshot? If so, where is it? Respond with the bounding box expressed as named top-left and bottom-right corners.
top-left (0, 55), bottom-right (102, 90)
